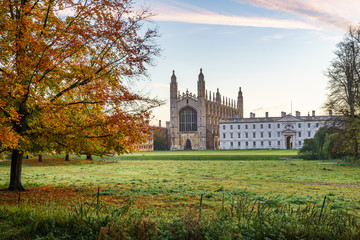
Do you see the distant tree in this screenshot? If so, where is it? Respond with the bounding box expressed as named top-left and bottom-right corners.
top-left (298, 127), bottom-right (340, 160)
top-left (298, 138), bottom-right (316, 160)
top-left (153, 131), bottom-right (167, 150)
top-left (0, 0), bottom-right (162, 191)
top-left (325, 26), bottom-right (360, 117)
top-left (325, 26), bottom-right (360, 156)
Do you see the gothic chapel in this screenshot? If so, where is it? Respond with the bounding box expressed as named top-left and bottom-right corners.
top-left (170, 69), bottom-right (243, 150)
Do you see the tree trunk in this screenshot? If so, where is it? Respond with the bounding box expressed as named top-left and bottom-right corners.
top-left (65, 154), bottom-right (69, 161)
top-left (8, 149), bottom-right (25, 191)
top-left (86, 154), bottom-right (93, 160)
top-left (38, 154), bottom-right (42, 162)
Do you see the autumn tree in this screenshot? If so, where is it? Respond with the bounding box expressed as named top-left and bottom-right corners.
top-left (0, 0), bottom-right (162, 191)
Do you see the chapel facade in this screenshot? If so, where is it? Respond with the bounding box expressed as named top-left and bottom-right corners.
top-left (170, 69), bottom-right (243, 150)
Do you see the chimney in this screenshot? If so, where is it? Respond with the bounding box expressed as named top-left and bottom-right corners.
top-left (265, 112), bottom-right (269, 118)
top-left (159, 120), bottom-right (162, 128)
top-left (250, 112), bottom-right (253, 118)
top-left (312, 110), bottom-right (315, 117)
top-left (296, 111), bottom-right (300, 118)
top-left (253, 113), bottom-right (256, 118)
top-left (281, 111), bottom-right (286, 117)
top-left (329, 110), bottom-right (333, 116)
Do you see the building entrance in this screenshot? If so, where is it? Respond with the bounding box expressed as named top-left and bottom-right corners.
top-left (286, 136), bottom-right (293, 149)
top-left (185, 139), bottom-right (192, 150)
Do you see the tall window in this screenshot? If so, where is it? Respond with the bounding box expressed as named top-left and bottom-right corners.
top-left (179, 108), bottom-right (197, 132)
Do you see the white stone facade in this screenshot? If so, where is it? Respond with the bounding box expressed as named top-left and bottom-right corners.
top-left (219, 112), bottom-right (333, 150)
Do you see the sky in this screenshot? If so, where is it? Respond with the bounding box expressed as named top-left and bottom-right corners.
top-left (134, 0), bottom-right (360, 126)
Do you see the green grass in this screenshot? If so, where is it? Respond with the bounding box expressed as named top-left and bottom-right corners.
top-left (122, 149), bottom-right (299, 156)
top-left (0, 150), bottom-right (359, 209)
top-left (95, 149), bottom-right (299, 161)
top-left (0, 149), bottom-right (359, 239)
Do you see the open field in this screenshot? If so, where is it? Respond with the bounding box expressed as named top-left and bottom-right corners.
top-left (0, 150), bottom-right (359, 211)
top-left (0, 149), bottom-right (360, 239)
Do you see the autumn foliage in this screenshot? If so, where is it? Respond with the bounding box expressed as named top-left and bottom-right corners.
top-left (0, 0), bottom-right (161, 190)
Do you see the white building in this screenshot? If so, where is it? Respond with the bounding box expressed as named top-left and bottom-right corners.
top-left (219, 111), bottom-right (333, 150)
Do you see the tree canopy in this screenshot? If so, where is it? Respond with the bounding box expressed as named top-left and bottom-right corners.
top-left (0, 0), bottom-right (162, 190)
top-left (325, 26), bottom-right (360, 157)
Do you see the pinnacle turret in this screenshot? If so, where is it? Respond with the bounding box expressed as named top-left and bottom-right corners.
top-left (170, 70), bottom-right (178, 100)
top-left (171, 70), bottom-right (177, 83)
top-left (198, 68), bottom-right (204, 81)
top-left (197, 68), bottom-right (205, 98)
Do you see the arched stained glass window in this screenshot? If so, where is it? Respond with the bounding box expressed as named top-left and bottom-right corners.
top-left (179, 108), bottom-right (197, 132)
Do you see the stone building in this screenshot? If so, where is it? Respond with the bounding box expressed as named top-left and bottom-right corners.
top-left (170, 69), bottom-right (243, 150)
top-left (134, 135), bottom-right (154, 152)
top-left (219, 110), bottom-right (333, 150)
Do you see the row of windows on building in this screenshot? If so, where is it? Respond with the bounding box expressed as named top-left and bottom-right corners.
top-left (222, 131), bottom-right (312, 139)
top-left (222, 140), bottom-right (302, 147)
top-left (222, 122), bottom-right (320, 130)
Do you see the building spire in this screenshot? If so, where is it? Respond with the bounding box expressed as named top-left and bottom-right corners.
top-left (171, 70), bottom-right (177, 82)
top-left (198, 68), bottom-right (204, 81)
top-left (237, 86), bottom-right (244, 118)
top-left (170, 70), bottom-right (178, 100)
top-left (216, 88), bottom-right (221, 104)
top-left (197, 68), bottom-right (205, 98)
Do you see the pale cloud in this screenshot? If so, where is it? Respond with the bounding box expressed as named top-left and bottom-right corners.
top-left (235, 0), bottom-right (359, 31)
top-left (150, 0), bottom-right (360, 32)
top-left (262, 34), bottom-right (286, 41)
top-left (152, 2), bottom-right (320, 30)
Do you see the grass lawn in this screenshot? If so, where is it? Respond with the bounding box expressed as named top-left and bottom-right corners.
top-left (1, 149), bottom-right (360, 239)
top-left (0, 149), bottom-right (359, 214)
